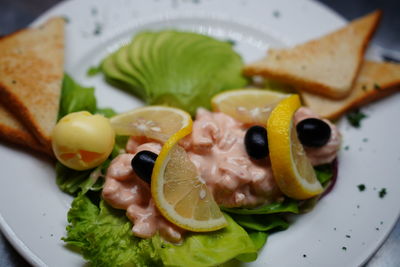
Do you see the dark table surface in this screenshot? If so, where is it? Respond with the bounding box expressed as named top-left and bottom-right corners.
top-left (0, 0), bottom-right (399, 266)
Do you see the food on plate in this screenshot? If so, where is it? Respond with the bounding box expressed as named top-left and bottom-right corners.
top-left (267, 95), bottom-right (323, 199)
top-left (0, 17), bottom-right (65, 153)
top-left (110, 105), bottom-right (192, 142)
top-left (101, 31), bottom-right (247, 115)
top-left (52, 111), bottom-right (115, 170)
top-left (244, 125), bottom-right (269, 159)
top-left (151, 127), bottom-right (227, 233)
top-left (211, 88), bottom-right (287, 124)
top-left (301, 60), bottom-right (400, 119)
top-left (0, 19), bottom-right (345, 265)
top-left (0, 104), bottom-right (48, 153)
top-left (296, 118), bottom-right (331, 147)
top-left (243, 10), bottom-right (382, 99)
top-left (101, 95), bottom-right (340, 236)
top-left (52, 19), bottom-right (344, 263)
top-left (57, 71), bottom-right (340, 266)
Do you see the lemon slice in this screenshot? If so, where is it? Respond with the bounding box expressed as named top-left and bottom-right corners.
top-left (151, 128), bottom-right (227, 232)
top-left (211, 88), bottom-right (288, 124)
top-left (110, 106), bottom-right (192, 142)
top-left (267, 95), bottom-right (323, 200)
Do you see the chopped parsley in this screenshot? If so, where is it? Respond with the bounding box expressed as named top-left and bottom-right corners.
top-left (357, 184), bottom-right (366, 192)
top-left (346, 109), bottom-right (367, 128)
top-left (379, 188), bottom-right (387, 198)
top-left (93, 23), bottom-right (103, 36)
top-left (361, 85), bottom-right (367, 91)
top-left (91, 7), bottom-right (98, 16)
top-left (87, 65), bottom-right (102, 76)
top-left (342, 246), bottom-right (347, 251)
top-left (345, 235), bottom-right (351, 238)
top-left (273, 10), bottom-right (281, 18)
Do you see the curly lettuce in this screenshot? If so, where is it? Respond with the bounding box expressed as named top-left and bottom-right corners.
top-left (64, 194), bottom-right (258, 267)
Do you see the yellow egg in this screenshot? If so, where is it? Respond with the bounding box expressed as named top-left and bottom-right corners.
top-left (52, 111), bottom-right (115, 170)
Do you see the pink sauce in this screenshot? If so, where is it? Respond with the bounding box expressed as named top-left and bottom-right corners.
top-left (102, 141), bottom-right (185, 243)
top-left (180, 108), bottom-right (282, 208)
top-left (102, 107), bottom-right (341, 242)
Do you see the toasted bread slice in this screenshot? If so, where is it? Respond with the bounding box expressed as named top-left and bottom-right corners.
top-left (0, 104), bottom-right (51, 154)
top-left (244, 10), bottom-right (382, 99)
top-left (0, 17), bottom-right (65, 150)
top-left (301, 61), bottom-right (400, 120)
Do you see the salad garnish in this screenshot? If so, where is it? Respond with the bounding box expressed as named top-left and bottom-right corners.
top-left (54, 30), bottom-right (339, 266)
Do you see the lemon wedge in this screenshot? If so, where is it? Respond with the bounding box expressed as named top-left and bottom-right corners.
top-left (151, 127), bottom-right (227, 232)
top-left (109, 106), bottom-right (192, 142)
top-left (211, 88), bottom-right (288, 124)
top-left (267, 95), bottom-right (323, 199)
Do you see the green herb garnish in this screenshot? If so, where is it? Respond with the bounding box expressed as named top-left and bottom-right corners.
top-left (273, 10), bottom-right (281, 18)
top-left (379, 188), bottom-right (387, 198)
top-left (346, 109), bottom-right (367, 128)
top-left (94, 23), bottom-right (102, 35)
top-left (87, 65), bottom-right (102, 76)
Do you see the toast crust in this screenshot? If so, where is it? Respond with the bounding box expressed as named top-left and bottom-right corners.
top-left (0, 17), bottom-right (65, 150)
top-left (301, 61), bottom-right (400, 119)
top-left (244, 10), bottom-right (382, 99)
top-left (0, 104), bottom-right (51, 155)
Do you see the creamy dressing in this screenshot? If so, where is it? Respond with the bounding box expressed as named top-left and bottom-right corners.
top-left (102, 146), bottom-right (185, 243)
top-left (103, 107), bottom-right (341, 242)
top-left (180, 108), bottom-right (282, 208)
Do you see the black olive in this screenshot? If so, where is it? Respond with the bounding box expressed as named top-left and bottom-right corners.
top-left (296, 118), bottom-right (331, 147)
top-left (244, 125), bottom-right (269, 159)
top-left (131, 150), bottom-right (158, 183)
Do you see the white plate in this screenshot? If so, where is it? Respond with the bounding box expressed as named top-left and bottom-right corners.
top-left (1, 0), bottom-right (399, 266)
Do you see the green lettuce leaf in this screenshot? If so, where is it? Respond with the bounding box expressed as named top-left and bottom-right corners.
top-left (235, 231), bottom-right (268, 262)
top-left (96, 107), bottom-right (117, 118)
top-left (63, 194), bottom-right (161, 267)
top-left (222, 199), bottom-right (299, 215)
top-left (58, 74), bottom-right (97, 119)
top-left (247, 231), bottom-right (268, 250)
top-left (56, 163), bottom-right (94, 194)
top-left (152, 213), bottom-right (257, 266)
top-left (230, 214), bottom-right (289, 232)
top-left (56, 159), bottom-right (111, 195)
top-left (314, 164), bottom-right (334, 186)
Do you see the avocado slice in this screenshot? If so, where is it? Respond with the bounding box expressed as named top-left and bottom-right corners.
top-left (101, 51), bottom-right (146, 97)
top-left (101, 30), bottom-right (247, 115)
top-left (125, 32), bottom-right (156, 100)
